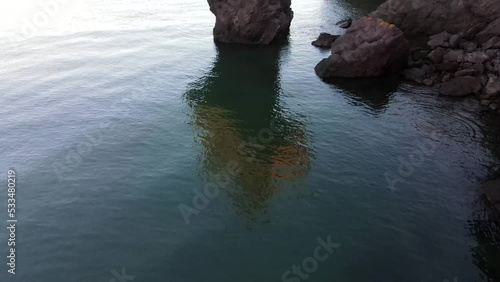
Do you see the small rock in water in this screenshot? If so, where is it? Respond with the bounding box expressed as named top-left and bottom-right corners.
top-left (312, 33), bottom-right (340, 48)
top-left (489, 103), bottom-right (498, 110)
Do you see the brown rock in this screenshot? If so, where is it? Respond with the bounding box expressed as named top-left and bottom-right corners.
top-left (427, 32), bottom-right (450, 49)
top-left (404, 68), bottom-right (428, 83)
top-left (312, 33), bottom-right (340, 48)
top-left (439, 76), bottom-right (482, 96)
top-left (465, 51), bottom-right (489, 64)
top-left (443, 50), bottom-right (465, 63)
top-left (207, 0), bottom-right (293, 44)
top-left (449, 34), bottom-right (462, 48)
top-left (486, 76), bottom-right (500, 95)
top-left (470, 63), bottom-right (485, 75)
top-left (485, 49), bottom-right (498, 60)
top-left (460, 41), bottom-right (477, 52)
top-left (315, 17), bottom-right (410, 78)
top-left (427, 48), bottom-right (445, 64)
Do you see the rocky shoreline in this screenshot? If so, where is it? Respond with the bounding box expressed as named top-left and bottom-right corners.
top-left (404, 32), bottom-right (500, 113)
top-left (308, 0), bottom-right (500, 211)
top-left (311, 0), bottom-right (500, 115)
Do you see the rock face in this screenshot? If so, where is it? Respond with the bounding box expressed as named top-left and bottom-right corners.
top-left (315, 17), bottom-right (410, 78)
top-left (207, 0), bottom-right (293, 44)
top-left (370, 0), bottom-right (500, 38)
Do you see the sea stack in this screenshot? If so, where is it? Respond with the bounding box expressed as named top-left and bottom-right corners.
top-left (207, 0), bottom-right (294, 44)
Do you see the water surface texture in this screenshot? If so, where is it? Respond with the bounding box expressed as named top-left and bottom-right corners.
top-left (1, 0), bottom-right (500, 281)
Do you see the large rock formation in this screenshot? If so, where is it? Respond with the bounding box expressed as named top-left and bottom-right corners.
top-left (207, 0), bottom-right (293, 44)
top-left (370, 0), bottom-right (500, 39)
top-left (315, 17), bottom-right (410, 78)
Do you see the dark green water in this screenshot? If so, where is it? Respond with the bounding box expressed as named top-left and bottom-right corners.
top-left (1, 0), bottom-right (500, 281)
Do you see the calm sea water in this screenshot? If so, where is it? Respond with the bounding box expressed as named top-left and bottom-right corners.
top-left (1, 0), bottom-right (500, 281)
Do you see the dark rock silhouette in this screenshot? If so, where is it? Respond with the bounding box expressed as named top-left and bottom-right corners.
top-left (207, 0), bottom-right (293, 44)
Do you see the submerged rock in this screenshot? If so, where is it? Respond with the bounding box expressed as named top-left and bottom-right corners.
top-left (207, 0), bottom-right (293, 44)
top-left (312, 33), bottom-right (340, 48)
top-left (315, 17), bottom-right (409, 78)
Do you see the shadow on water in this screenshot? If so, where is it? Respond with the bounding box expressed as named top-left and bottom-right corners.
top-left (468, 119), bottom-right (500, 282)
top-left (184, 43), bottom-right (314, 223)
top-left (468, 197), bottom-right (500, 281)
top-left (323, 75), bottom-right (401, 113)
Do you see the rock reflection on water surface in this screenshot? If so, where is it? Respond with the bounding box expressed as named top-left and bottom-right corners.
top-left (184, 43), bottom-right (314, 222)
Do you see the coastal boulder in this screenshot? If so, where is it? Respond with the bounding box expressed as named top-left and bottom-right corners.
top-left (207, 0), bottom-right (293, 44)
top-left (315, 17), bottom-right (410, 78)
